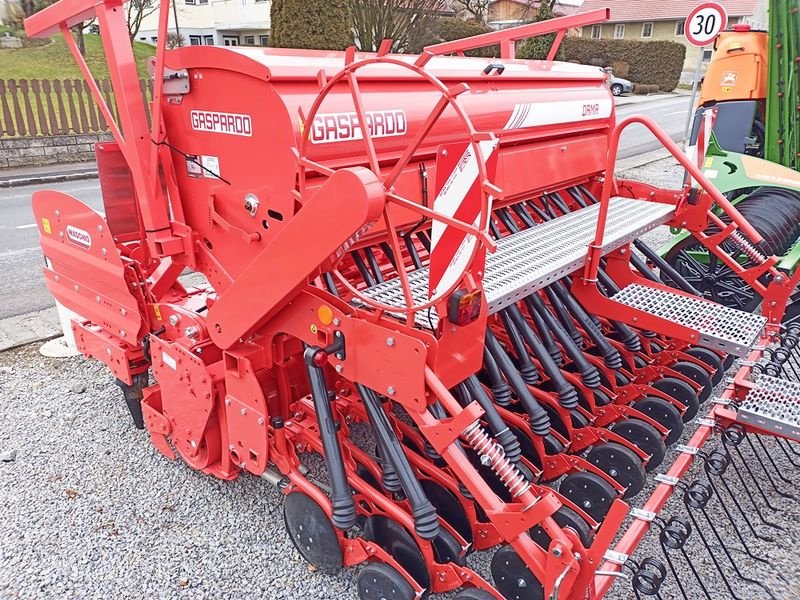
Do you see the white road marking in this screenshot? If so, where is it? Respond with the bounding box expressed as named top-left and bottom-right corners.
top-left (15, 224), bottom-right (37, 230)
top-left (665, 110), bottom-right (687, 117)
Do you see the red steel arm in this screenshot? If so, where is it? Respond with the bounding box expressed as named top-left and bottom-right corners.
top-left (207, 167), bottom-right (386, 349)
top-left (584, 114), bottom-right (766, 283)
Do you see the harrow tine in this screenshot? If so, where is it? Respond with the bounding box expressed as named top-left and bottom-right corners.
top-left (777, 437), bottom-right (800, 467)
top-left (357, 383), bottom-right (441, 540)
top-left (654, 516), bottom-right (705, 600)
top-left (717, 469), bottom-right (776, 542)
top-left (682, 482), bottom-right (749, 600)
top-left (692, 481), bottom-right (778, 600)
top-left (730, 444), bottom-right (783, 512)
top-left (724, 444), bottom-right (786, 530)
top-left (750, 435), bottom-right (797, 495)
top-left (701, 450), bottom-right (771, 564)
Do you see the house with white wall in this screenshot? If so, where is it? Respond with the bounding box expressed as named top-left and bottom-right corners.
top-left (136, 0), bottom-right (270, 47)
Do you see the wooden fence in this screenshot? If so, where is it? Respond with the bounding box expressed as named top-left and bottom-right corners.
top-left (0, 78), bottom-right (153, 138)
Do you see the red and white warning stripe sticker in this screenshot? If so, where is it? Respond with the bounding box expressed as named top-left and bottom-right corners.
top-left (686, 108), bottom-right (718, 186)
top-left (428, 139), bottom-right (498, 298)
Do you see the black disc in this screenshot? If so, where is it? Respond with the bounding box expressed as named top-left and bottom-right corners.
top-left (363, 515), bottom-right (430, 591)
top-left (559, 471), bottom-right (617, 522)
top-left (420, 480), bottom-right (472, 546)
top-left (593, 389), bottom-right (613, 406)
top-left (432, 527), bottom-right (466, 566)
top-left (530, 506), bottom-right (593, 548)
top-left (543, 433), bottom-right (564, 455)
top-left (357, 563), bottom-right (415, 600)
top-left (651, 376), bottom-right (699, 422)
top-left (633, 397), bottom-right (684, 446)
top-left (283, 492), bottom-right (343, 574)
top-left (453, 588), bottom-right (497, 600)
top-left (611, 418), bottom-right (667, 472)
top-left (491, 545), bottom-right (545, 600)
top-left (585, 442), bottom-right (646, 499)
top-left (670, 361), bottom-right (712, 403)
top-left (685, 347), bottom-right (724, 385)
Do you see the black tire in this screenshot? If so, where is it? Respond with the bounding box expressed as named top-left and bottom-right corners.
top-left (610, 84), bottom-right (624, 96)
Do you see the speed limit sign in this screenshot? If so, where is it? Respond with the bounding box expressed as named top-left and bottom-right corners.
top-left (685, 2), bottom-right (728, 47)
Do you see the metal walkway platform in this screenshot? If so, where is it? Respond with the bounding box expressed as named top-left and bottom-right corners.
top-left (611, 283), bottom-right (766, 356)
top-left (362, 197), bottom-right (675, 328)
top-left (736, 374), bottom-right (800, 442)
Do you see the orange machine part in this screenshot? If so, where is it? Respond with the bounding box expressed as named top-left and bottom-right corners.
top-left (698, 26), bottom-right (768, 106)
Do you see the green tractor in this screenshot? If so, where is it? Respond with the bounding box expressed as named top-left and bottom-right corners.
top-left (661, 0), bottom-right (800, 314)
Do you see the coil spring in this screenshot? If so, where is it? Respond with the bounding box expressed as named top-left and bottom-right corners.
top-left (729, 230), bottom-right (767, 264)
top-left (463, 420), bottom-right (531, 498)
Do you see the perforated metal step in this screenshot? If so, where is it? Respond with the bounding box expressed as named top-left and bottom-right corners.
top-left (362, 197), bottom-right (675, 328)
top-left (736, 374), bottom-right (800, 441)
top-left (611, 283), bottom-right (765, 356)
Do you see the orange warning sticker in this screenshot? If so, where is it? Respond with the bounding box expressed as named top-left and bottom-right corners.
top-left (153, 305), bottom-right (163, 321)
top-left (42, 218), bottom-right (51, 234)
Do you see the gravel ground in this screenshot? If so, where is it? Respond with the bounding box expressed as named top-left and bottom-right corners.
top-left (2, 157), bottom-right (799, 600)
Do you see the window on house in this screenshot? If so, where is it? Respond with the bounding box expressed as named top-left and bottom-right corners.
top-left (259, 35), bottom-right (269, 46)
top-left (189, 35), bottom-right (202, 45)
top-left (185, 0), bottom-right (195, 4)
top-left (204, 35), bottom-right (215, 45)
top-left (139, 37), bottom-right (146, 41)
top-left (702, 49), bottom-right (714, 61)
top-left (642, 22), bottom-right (653, 38)
top-left (151, 37), bottom-right (158, 43)
top-left (198, 0), bottom-right (208, 4)
top-left (244, 35), bottom-right (256, 45)
top-left (613, 24), bottom-right (625, 39)
top-left (223, 37), bottom-right (239, 46)
top-left (591, 24), bottom-right (602, 39)
top-left (675, 19), bottom-right (686, 36)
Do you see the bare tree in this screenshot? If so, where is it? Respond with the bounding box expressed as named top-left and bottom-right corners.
top-left (451, 0), bottom-right (491, 22)
top-left (126, 0), bottom-right (159, 41)
top-left (166, 32), bottom-right (186, 49)
top-left (352, 0), bottom-right (449, 53)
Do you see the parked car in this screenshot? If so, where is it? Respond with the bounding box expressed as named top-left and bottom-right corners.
top-left (599, 67), bottom-right (634, 96)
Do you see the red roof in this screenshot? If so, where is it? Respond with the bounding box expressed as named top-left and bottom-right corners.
top-left (578, 0), bottom-right (760, 22)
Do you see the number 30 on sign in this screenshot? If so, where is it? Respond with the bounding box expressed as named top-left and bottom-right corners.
top-left (685, 1), bottom-right (728, 47)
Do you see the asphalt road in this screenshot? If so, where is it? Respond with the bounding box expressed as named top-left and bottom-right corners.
top-left (616, 95), bottom-right (692, 158)
top-left (0, 95), bottom-right (691, 322)
top-left (0, 181), bottom-right (103, 320)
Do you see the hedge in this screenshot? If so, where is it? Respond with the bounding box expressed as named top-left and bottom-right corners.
top-left (515, 4), bottom-right (563, 61)
top-left (410, 17), bottom-right (496, 56)
top-left (270, 0), bottom-right (352, 50)
top-left (560, 38), bottom-right (686, 92)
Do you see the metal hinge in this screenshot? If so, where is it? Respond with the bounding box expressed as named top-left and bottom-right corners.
top-left (676, 444), bottom-right (700, 455)
top-left (629, 508), bottom-right (657, 522)
top-left (654, 474), bottom-right (679, 486)
top-left (603, 550), bottom-right (629, 565)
